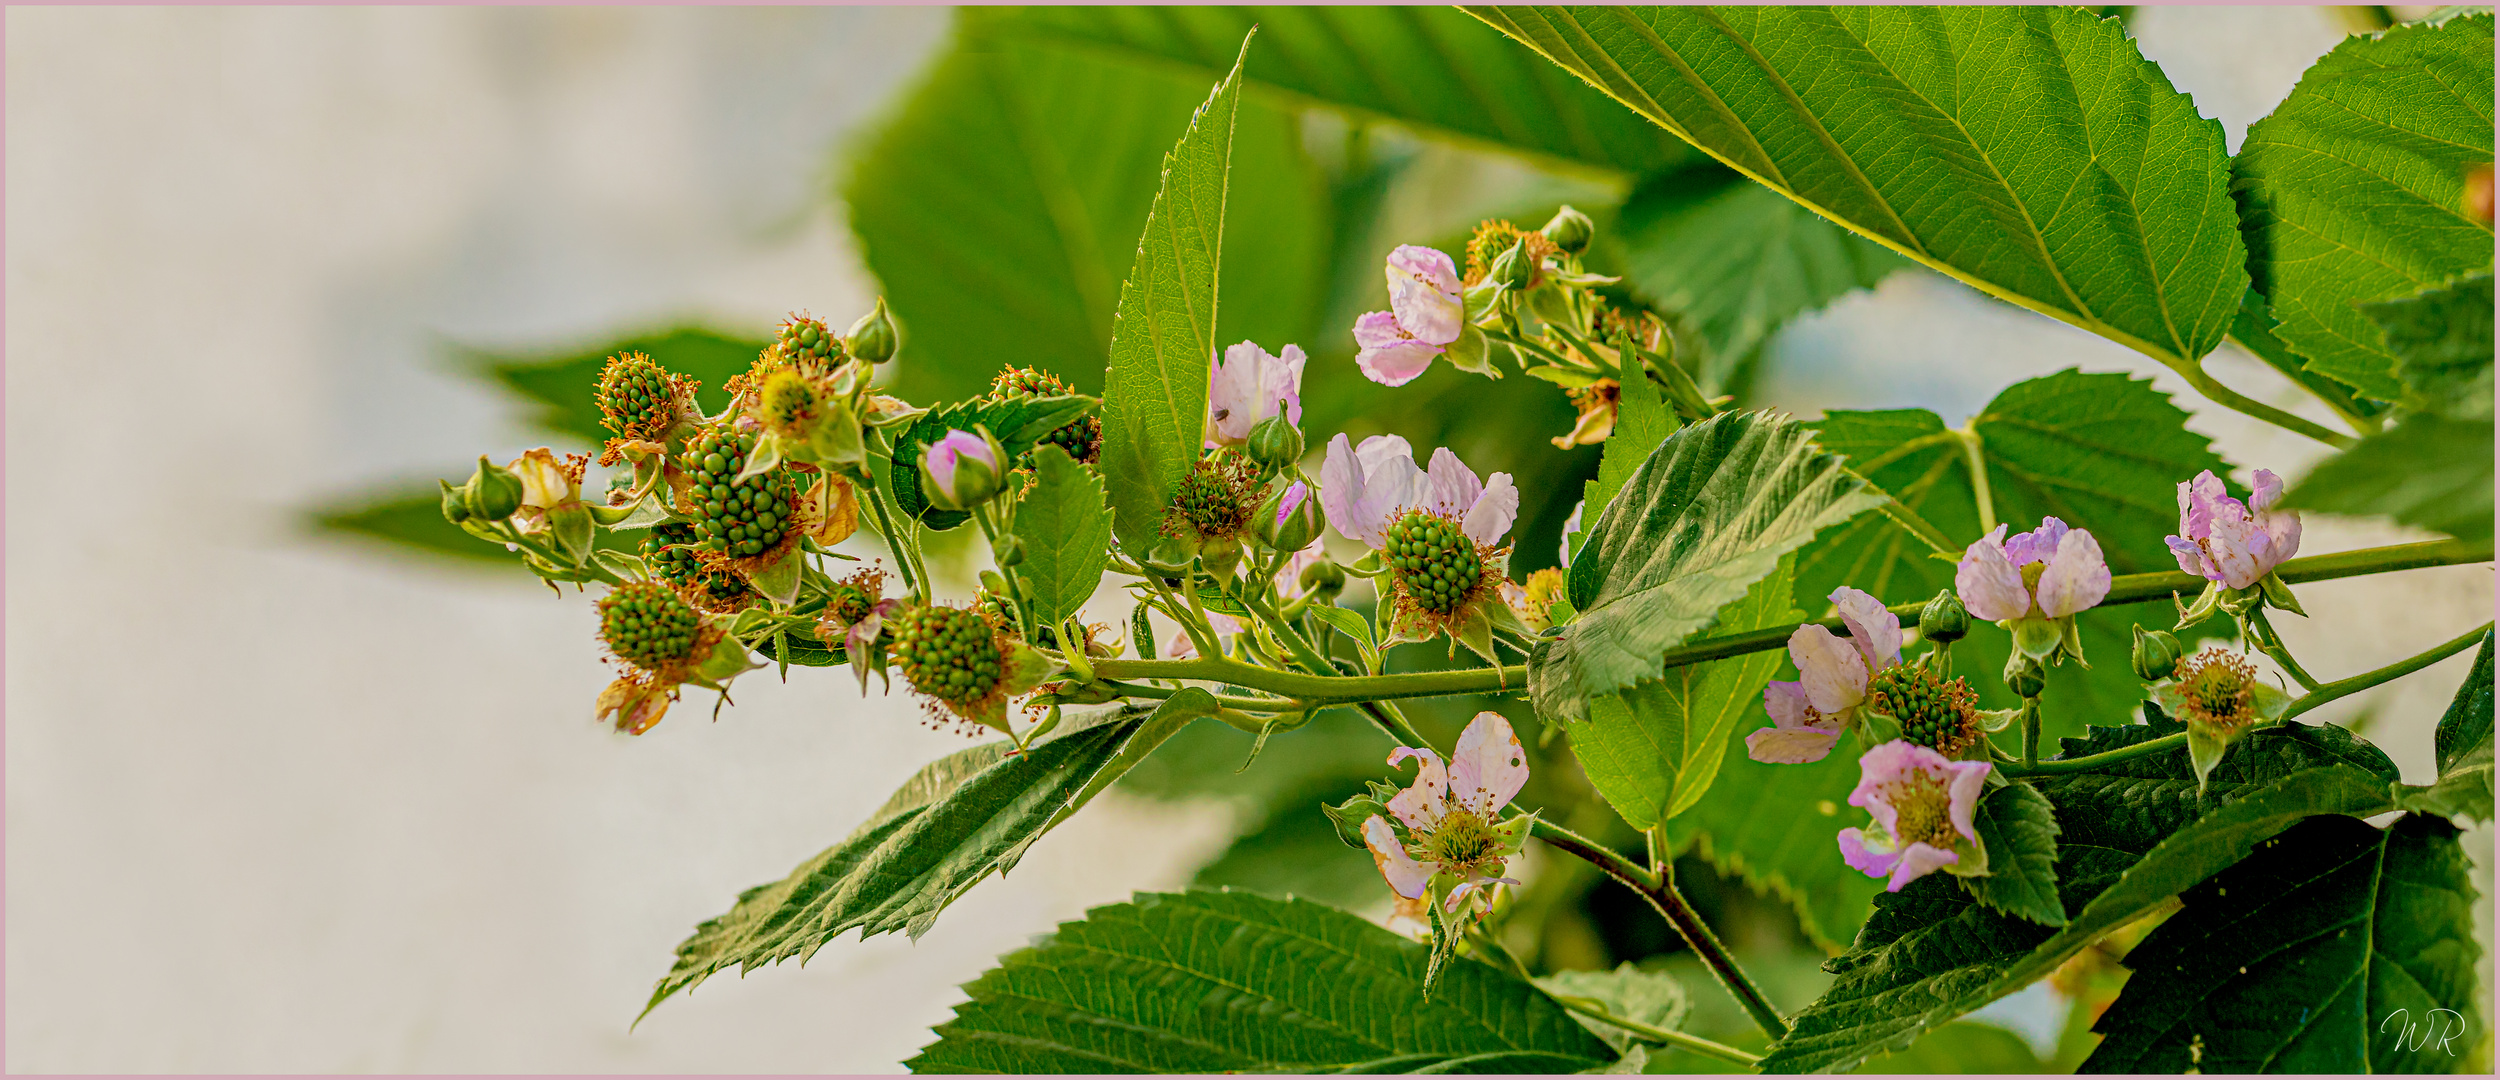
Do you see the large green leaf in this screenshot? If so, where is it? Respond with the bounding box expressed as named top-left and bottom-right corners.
top-left (2231, 10), bottom-right (2495, 399)
top-left (2364, 270), bottom-right (2495, 417)
top-left (1010, 445), bottom-right (1114, 626)
top-left (1570, 555), bottom-right (1803, 829)
top-left (888, 394), bottom-right (1097, 531)
top-left (1533, 409), bottom-right (1880, 722)
top-left (1536, 963), bottom-right (1692, 1055)
top-left (1096, 34), bottom-right (1250, 553)
top-left (2083, 813), bottom-right (2483, 1073)
top-left (905, 889), bottom-right (1615, 1073)
top-left (974, 6), bottom-right (1691, 176)
top-left (1965, 780), bottom-right (2064, 928)
top-left (1467, 6), bottom-right (2248, 366)
top-left (1756, 718), bottom-right (2403, 1073)
top-left (2287, 271), bottom-right (2496, 543)
top-left (640, 692), bottom-right (1216, 1020)
top-left (1617, 163), bottom-right (1906, 388)
top-left (1572, 355), bottom-right (1674, 563)
top-left (1660, 729), bottom-right (1887, 953)
top-left (2403, 631), bottom-right (2496, 823)
top-left (845, 23), bottom-right (1325, 409)
top-left (1795, 368), bottom-right (2238, 734)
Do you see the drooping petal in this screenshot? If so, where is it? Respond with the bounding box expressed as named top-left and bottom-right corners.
top-left (1448, 711), bottom-right (1530, 815)
top-left (1321, 433), bottom-right (1417, 549)
top-left (1881, 842), bottom-right (1960, 892)
top-left (1942, 759), bottom-right (1994, 844)
top-left (1363, 816), bottom-right (1434, 899)
top-left (1384, 245), bottom-right (1464, 346)
top-left (1423, 447), bottom-right (1484, 519)
top-left (1746, 724), bottom-right (1840, 764)
top-left (1762, 681), bottom-right (1816, 728)
top-left (1265, 344), bottom-right (1307, 431)
top-left (1558, 500), bottom-right (1585, 569)
top-left (2249, 469), bottom-right (2301, 577)
top-left (1385, 746), bottom-right (1451, 830)
top-left (1955, 527), bottom-right (2031, 621)
top-left (1838, 827), bottom-right (1899, 880)
top-left (1318, 434), bottom-right (1370, 546)
top-left (2181, 470), bottom-right (2229, 539)
top-left (1789, 624), bottom-right (1869, 716)
top-left (2035, 528), bottom-right (2112, 617)
top-left (2167, 534), bottom-right (2214, 579)
top-left (1354, 308), bottom-right (1442, 387)
top-left (1463, 473), bottom-right (1519, 547)
top-left (1831, 586), bottom-right (1902, 673)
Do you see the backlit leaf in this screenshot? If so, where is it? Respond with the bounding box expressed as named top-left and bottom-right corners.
top-left (1010, 445), bottom-right (1114, 626)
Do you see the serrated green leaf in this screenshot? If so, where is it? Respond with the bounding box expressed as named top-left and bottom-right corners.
top-left (1096, 34), bottom-right (1250, 554)
top-left (845, 23), bottom-right (1326, 409)
top-left (1617, 162), bottom-right (1906, 388)
top-left (2228, 287), bottom-right (2386, 428)
top-left (1468, 5), bottom-right (2248, 365)
top-left (1757, 718), bottom-right (2403, 1073)
top-left (1010, 445), bottom-right (1113, 626)
top-left (1574, 349), bottom-right (1673, 565)
top-left (2363, 270), bottom-right (2495, 417)
top-left (2231, 11), bottom-right (2495, 398)
top-left (1659, 731), bottom-right (1887, 953)
top-left (1534, 410), bottom-right (1879, 722)
top-left (472, 326), bottom-right (763, 443)
top-left (973, 6), bottom-right (1694, 177)
top-left (2284, 413), bottom-right (2495, 543)
top-left (888, 394), bottom-right (1097, 530)
top-left (2406, 631), bottom-right (2496, 823)
top-left (2083, 813), bottom-right (2483, 1073)
top-left (1965, 781), bottom-right (2064, 927)
top-left (1536, 963), bottom-right (1691, 1054)
top-left (1569, 556), bottom-right (1803, 829)
top-left (905, 889), bottom-right (1614, 1073)
top-left (641, 692), bottom-right (1216, 1020)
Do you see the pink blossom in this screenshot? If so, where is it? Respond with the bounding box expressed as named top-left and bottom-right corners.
top-left (1955, 517), bottom-right (2110, 621)
top-left (2166, 469), bottom-right (2302, 590)
top-left (1206, 341), bottom-right (1306, 447)
top-left (1745, 587), bottom-right (1899, 764)
top-left (1353, 246), bottom-right (1463, 386)
top-left (1317, 434), bottom-right (1516, 551)
top-left (1362, 711), bottom-right (1531, 911)
top-left (921, 428), bottom-right (1005, 510)
top-left (1837, 740), bottom-right (1991, 892)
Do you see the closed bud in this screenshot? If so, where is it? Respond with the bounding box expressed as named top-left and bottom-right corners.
top-left (1245, 413), bottom-right (1304, 471)
top-left (1489, 239), bottom-right (1533, 290)
top-left (1255, 479), bottom-right (1324, 553)
top-left (920, 427), bottom-right (1006, 511)
top-left (464, 454), bottom-right (525, 521)
top-left (440, 479), bottom-right (474, 524)
top-left (2003, 654), bottom-right (2047, 699)
top-left (1298, 557), bottom-right (1347, 604)
top-left (1540, 204), bottom-right (1594, 255)
top-left (1919, 588), bottom-right (1969, 644)
top-left (2132, 625), bottom-right (2184, 682)
top-left (844, 297), bottom-right (899, 364)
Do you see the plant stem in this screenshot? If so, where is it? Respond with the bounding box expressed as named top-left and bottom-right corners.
top-left (2241, 607), bottom-right (2320, 691)
top-left (1552, 996), bottom-right (1764, 1066)
top-left (1853, 475), bottom-right (1961, 557)
top-left (2161, 357), bottom-right (2358, 449)
top-left (2279, 621), bottom-right (2493, 724)
top-left (1087, 540), bottom-right (2491, 706)
top-left (2020, 698), bottom-right (2041, 770)
top-left (1529, 819), bottom-right (1790, 1042)
top-left (1953, 423), bottom-right (1998, 533)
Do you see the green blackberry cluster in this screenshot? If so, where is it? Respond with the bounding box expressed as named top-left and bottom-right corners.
top-left (644, 522), bottom-right (760, 612)
top-left (987, 366), bottom-right (1101, 465)
top-left (1869, 665), bottom-right (1980, 755)
top-left (599, 581), bottom-right (704, 670)
top-left (890, 605), bottom-right (1002, 705)
top-left (1385, 510), bottom-right (1484, 616)
top-left (595, 352), bottom-right (681, 439)
top-left (679, 428), bottom-right (798, 560)
top-left (1167, 448), bottom-right (1261, 540)
top-left (774, 315), bottom-right (844, 372)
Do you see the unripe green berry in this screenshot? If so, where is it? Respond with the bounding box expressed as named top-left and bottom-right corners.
top-left (1384, 510), bottom-right (1484, 617)
top-left (598, 581), bottom-right (705, 670)
top-left (1869, 665), bottom-right (1980, 756)
top-left (595, 352), bottom-right (682, 440)
top-left (677, 427), bottom-right (798, 559)
top-left (889, 605), bottom-right (1003, 706)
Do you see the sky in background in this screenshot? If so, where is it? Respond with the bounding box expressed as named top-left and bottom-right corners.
top-left (6, 5), bottom-right (2487, 1072)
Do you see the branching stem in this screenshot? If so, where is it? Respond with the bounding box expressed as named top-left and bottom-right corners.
top-left (2160, 357), bottom-right (2358, 449)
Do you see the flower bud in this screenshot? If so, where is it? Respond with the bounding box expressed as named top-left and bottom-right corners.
top-left (920, 427), bottom-right (1006, 511)
top-left (1540, 204), bottom-right (1594, 255)
top-left (1299, 557), bottom-right (1348, 604)
top-left (2003, 654), bottom-right (2047, 699)
top-left (1919, 588), bottom-right (1970, 644)
top-left (844, 297), bottom-right (899, 364)
top-left (2132, 625), bottom-right (2184, 682)
top-left (1245, 413), bottom-right (1304, 471)
top-left (1255, 479), bottom-right (1323, 553)
top-left (440, 479), bottom-right (474, 525)
top-left (1489, 239), bottom-right (1533, 290)
top-left (464, 454), bottom-right (525, 521)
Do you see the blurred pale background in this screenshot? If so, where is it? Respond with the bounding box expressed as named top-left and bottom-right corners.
top-left (6, 5), bottom-right (2486, 1073)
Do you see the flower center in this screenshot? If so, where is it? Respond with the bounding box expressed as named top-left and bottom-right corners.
top-left (890, 605), bottom-right (1003, 706)
top-left (2175, 648), bottom-right (2257, 729)
top-left (1869, 666), bottom-right (1982, 755)
top-left (1386, 510), bottom-right (1484, 616)
top-left (760, 369), bottom-right (819, 430)
top-left (599, 581), bottom-right (705, 670)
top-left (1879, 770), bottom-right (1960, 849)
top-left (1167, 448), bottom-right (1262, 540)
top-left (1421, 808), bottom-right (1503, 874)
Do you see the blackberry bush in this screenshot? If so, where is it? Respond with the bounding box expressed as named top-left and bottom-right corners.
top-left (986, 366), bottom-right (1101, 465)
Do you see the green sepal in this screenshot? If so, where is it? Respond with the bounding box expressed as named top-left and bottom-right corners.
top-left (1346, 548), bottom-right (1384, 577)
top-left (1862, 710), bottom-right (1904, 745)
top-left (746, 545), bottom-right (803, 607)
top-left (2251, 679), bottom-right (2294, 721)
top-left (694, 632), bottom-right (762, 684)
top-left (1444, 324), bottom-right (1495, 377)
top-left (1543, 595), bottom-right (1578, 629)
top-left (548, 503), bottom-right (596, 566)
top-left (1527, 280), bottom-right (1576, 327)
top-left (1453, 604), bottom-right (1499, 666)
top-left (2009, 616), bottom-right (2061, 662)
top-left (587, 498), bottom-right (645, 527)
top-left (2185, 723), bottom-right (2229, 794)
top-left (592, 548), bottom-right (649, 581)
top-left (1975, 708), bottom-right (2019, 733)
top-left (2057, 614), bottom-right (2087, 666)
top-left (737, 434), bottom-right (786, 482)
top-left (808, 397), bottom-right (867, 468)
top-left (1490, 810), bottom-right (1537, 859)
top-left (1523, 365), bottom-right (1606, 389)
top-left (1422, 898), bottom-right (1460, 1002)
top-left (1321, 793), bottom-right (1389, 850)
top-left (1002, 640), bottom-right (1056, 697)
top-left (1939, 828), bottom-right (1991, 879)
top-left (2256, 571), bottom-right (2306, 617)
top-left (2175, 579), bottom-right (2225, 628)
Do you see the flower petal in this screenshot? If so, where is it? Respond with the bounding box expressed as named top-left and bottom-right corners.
top-left (1747, 724), bottom-right (1840, 764)
top-left (1790, 624), bottom-right (1869, 716)
top-left (1955, 527), bottom-right (2031, 622)
top-left (1386, 746), bottom-right (1450, 830)
top-left (2167, 534), bottom-right (2214, 579)
top-left (1424, 447), bottom-right (1484, 519)
top-left (1848, 739), bottom-right (1952, 843)
top-left (1883, 842), bottom-right (1960, 892)
top-left (1942, 759), bottom-right (1994, 844)
top-left (1363, 816), bottom-right (1434, 899)
top-left (1357, 339), bottom-right (1442, 388)
top-left (1449, 711), bottom-right (1530, 815)
top-left (2035, 528), bottom-right (2112, 617)
top-left (1463, 473), bottom-right (1520, 547)
top-left (1385, 245), bottom-right (1464, 346)
top-left (2002, 516), bottom-right (2069, 569)
top-left (1763, 681), bottom-right (1815, 728)
top-left (1558, 500), bottom-right (1585, 569)
top-left (1831, 586), bottom-right (1903, 673)
top-left (1838, 827), bottom-right (1898, 880)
